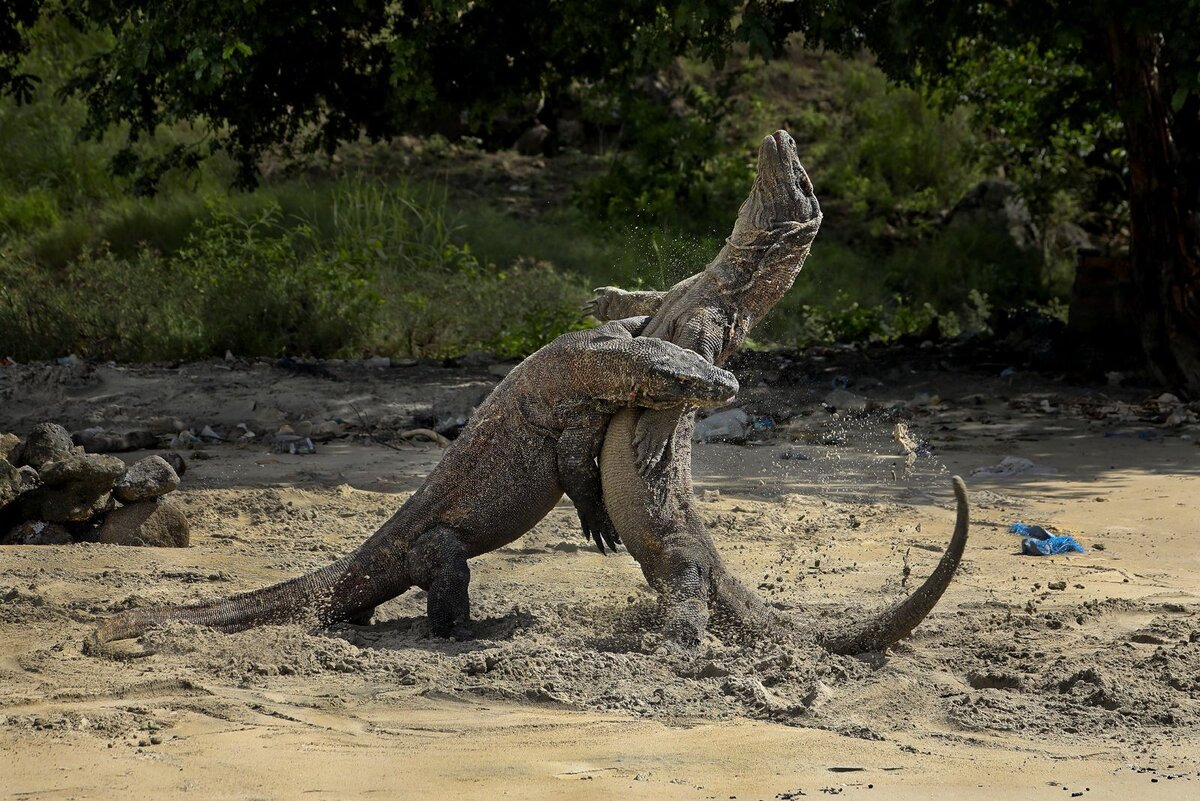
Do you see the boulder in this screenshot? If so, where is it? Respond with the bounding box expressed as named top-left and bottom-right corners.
top-left (18, 423), bottom-right (74, 469)
top-left (0, 432), bottom-right (20, 462)
top-left (113, 455), bottom-right (179, 503)
top-left (515, 122), bottom-right (553, 156)
top-left (23, 453), bottom-right (125, 522)
top-left (97, 499), bottom-right (189, 547)
top-left (158, 451), bottom-right (188, 477)
top-left (16, 465), bottom-right (41, 493)
top-left (693, 408), bottom-right (751, 443)
top-left (38, 453), bottom-right (126, 487)
top-left (0, 458), bottom-right (20, 511)
top-left (2, 520), bottom-right (72, 545)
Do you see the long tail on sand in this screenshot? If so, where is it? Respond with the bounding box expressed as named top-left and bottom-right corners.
top-left (84, 554), bottom-right (361, 659)
top-left (816, 475), bottom-right (970, 654)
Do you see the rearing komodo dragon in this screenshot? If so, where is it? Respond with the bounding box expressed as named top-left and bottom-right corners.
top-left (85, 318), bottom-right (740, 656)
top-left (591, 130), bottom-right (970, 652)
top-left (86, 130), bottom-right (967, 659)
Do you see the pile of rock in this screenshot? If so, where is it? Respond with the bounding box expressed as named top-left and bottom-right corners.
top-left (0, 423), bottom-right (188, 547)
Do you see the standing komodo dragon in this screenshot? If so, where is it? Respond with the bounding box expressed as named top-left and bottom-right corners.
top-left (84, 318), bottom-right (740, 656)
top-left (591, 130), bottom-right (970, 653)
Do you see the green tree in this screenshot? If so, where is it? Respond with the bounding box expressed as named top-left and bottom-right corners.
top-left (2, 1), bottom-right (1198, 391)
top-left (771, 1), bottom-right (1200, 393)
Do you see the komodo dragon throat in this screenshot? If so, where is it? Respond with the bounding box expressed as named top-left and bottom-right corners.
top-left (594, 130), bottom-right (970, 652)
top-left (84, 319), bottom-right (738, 657)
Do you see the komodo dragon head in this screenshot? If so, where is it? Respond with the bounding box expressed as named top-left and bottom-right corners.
top-left (728, 130), bottom-right (823, 253)
top-left (580, 322), bottom-right (740, 411)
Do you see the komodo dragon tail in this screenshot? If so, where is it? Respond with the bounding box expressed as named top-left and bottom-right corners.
top-left (815, 475), bottom-right (970, 654)
top-left (84, 554), bottom-right (363, 660)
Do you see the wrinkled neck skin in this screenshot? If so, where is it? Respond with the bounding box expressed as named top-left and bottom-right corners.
top-left (708, 214), bottom-right (821, 356)
top-left (640, 211), bottom-right (822, 366)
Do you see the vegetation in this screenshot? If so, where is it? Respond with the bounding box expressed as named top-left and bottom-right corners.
top-left (2, 3), bottom-right (1194, 392)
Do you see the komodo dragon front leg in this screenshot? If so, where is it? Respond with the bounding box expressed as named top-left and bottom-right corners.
top-left (584, 285), bottom-right (674, 321)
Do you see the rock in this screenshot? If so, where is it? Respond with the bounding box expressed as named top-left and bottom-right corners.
top-left (272, 435), bottom-right (316, 455)
top-left (0, 432), bottom-right (20, 462)
top-left (22, 453), bottom-right (126, 522)
top-left (17, 423), bottom-right (74, 469)
top-left (72, 428), bottom-right (159, 453)
top-left (169, 430), bottom-right (201, 450)
top-left (801, 681), bottom-right (834, 711)
top-left (24, 485), bottom-right (114, 523)
top-left (158, 451), bottom-right (187, 477)
top-left (310, 420), bottom-right (346, 442)
top-left (693, 408), bottom-right (751, 443)
top-left (970, 456), bottom-right (1057, 478)
top-left (16, 465), bottom-right (41, 493)
top-left (113, 456), bottom-right (180, 503)
top-left (515, 122), bottom-right (552, 156)
top-left (198, 425), bottom-right (223, 442)
top-left (38, 453), bottom-right (126, 487)
top-left (97, 499), bottom-right (189, 547)
top-left (0, 458), bottom-right (20, 510)
top-left (823, 388), bottom-right (870, 414)
top-left (2, 520), bottom-right (72, 545)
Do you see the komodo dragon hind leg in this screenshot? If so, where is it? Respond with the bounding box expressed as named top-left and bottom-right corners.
top-left (407, 526), bottom-right (472, 638)
top-left (345, 606), bottom-right (376, 626)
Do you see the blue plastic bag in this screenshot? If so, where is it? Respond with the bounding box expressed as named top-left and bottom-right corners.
top-left (1011, 523), bottom-right (1086, 555)
top-left (1010, 523), bottom-right (1052, 540)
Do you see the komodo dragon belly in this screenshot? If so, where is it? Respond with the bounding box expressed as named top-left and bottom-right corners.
top-left (600, 409), bottom-right (660, 564)
top-left (601, 407), bottom-right (699, 574)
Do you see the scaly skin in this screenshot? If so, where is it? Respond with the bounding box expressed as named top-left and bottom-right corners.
top-left (596, 131), bottom-right (970, 652)
top-left (84, 318), bottom-right (739, 657)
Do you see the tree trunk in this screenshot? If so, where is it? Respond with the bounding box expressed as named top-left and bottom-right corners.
top-left (1102, 25), bottom-right (1200, 396)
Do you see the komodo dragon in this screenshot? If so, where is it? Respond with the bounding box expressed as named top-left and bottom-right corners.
top-left (84, 318), bottom-right (739, 657)
top-left (591, 130), bottom-right (970, 653)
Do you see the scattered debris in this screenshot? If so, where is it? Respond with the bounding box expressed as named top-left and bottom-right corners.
top-left (399, 429), bottom-right (450, 448)
top-left (972, 456), bottom-right (1056, 478)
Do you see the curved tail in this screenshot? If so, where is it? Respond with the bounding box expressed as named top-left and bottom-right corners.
top-left (84, 551), bottom-right (397, 659)
top-left (816, 476), bottom-right (970, 654)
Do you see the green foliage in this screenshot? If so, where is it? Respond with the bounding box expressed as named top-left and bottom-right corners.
top-left (818, 64), bottom-right (982, 219)
top-left (0, 187), bottom-right (58, 235)
top-left (578, 77), bottom-right (754, 234)
top-left (171, 200), bottom-right (379, 357)
top-left (0, 178), bottom-right (591, 361)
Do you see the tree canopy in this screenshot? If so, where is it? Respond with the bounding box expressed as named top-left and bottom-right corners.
top-left (2, 1), bottom-right (1198, 391)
